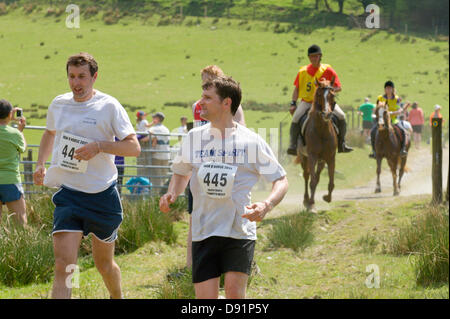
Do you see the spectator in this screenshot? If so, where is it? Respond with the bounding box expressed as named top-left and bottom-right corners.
top-left (177, 116), bottom-right (188, 143)
top-left (149, 112), bottom-right (170, 189)
top-left (0, 99), bottom-right (27, 225)
top-left (136, 111), bottom-right (151, 142)
top-left (429, 104), bottom-right (444, 126)
top-left (358, 97), bottom-right (376, 142)
top-left (408, 102), bottom-right (425, 149)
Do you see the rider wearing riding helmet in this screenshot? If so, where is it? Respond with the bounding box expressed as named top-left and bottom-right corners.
top-left (288, 44), bottom-right (353, 155)
top-left (369, 80), bottom-right (409, 158)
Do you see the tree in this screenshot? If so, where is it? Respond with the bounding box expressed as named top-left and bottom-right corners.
top-left (334, 0), bottom-right (345, 13)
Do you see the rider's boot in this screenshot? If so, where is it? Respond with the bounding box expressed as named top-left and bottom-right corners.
top-left (287, 122), bottom-right (301, 156)
top-left (337, 119), bottom-right (353, 153)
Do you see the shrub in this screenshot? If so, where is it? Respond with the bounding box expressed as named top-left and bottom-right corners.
top-left (268, 212), bottom-right (315, 252)
top-left (356, 233), bottom-right (379, 253)
top-left (0, 2), bottom-right (7, 15)
top-left (156, 266), bottom-right (195, 299)
top-left (0, 221), bottom-right (54, 286)
top-left (23, 3), bottom-right (34, 14)
top-left (386, 205), bottom-right (449, 286)
top-left (84, 6), bottom-right (99, 18)
top-left (115, 197), bottom-right (179, 254)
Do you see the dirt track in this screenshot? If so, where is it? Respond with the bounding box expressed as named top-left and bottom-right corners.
top-left (278, 143), bottom-right (449, 211)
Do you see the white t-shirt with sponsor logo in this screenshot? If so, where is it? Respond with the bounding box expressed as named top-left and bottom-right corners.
top-left (44, 90), bottom-right (135, 193)
top-left (172, 123), bottom-right (286, 242)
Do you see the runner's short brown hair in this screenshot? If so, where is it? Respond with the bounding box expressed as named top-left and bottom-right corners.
top-left (66, 52), bottom-right (98, 76)
top-left (202, 76), bottom-right (242, 116)
top-left (201, 65), bottom-right (225, 78)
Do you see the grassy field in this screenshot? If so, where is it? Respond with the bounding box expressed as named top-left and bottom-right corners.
top-left (1, 194), bottom-right (447, 299)
top-left (0, 7), bottom-right (448, 299)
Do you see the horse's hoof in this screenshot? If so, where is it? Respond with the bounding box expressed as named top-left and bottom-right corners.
top-left (375, 188), bottom-right (381, 193)
top-left (323, 195), bottom-right (332, 203)
top-left (394, 191), bottom-right (400, 196)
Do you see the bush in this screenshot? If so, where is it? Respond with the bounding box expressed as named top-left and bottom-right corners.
top-left (115, 197), bottom-right (178, 254)
top-left (23, 3), bottom-right (34, 14)
top-left (0, 2), bottom-right (7, 15)
top-left (346, 129), bottom-right (366, 149)
top-left (268, 212), bottom-right (315, 252)
top-left (386, 205), bottom-right (449, 286)
top-left (356, 233), bottom-right (379, 253)
top-left (0, 221), bottom-right (54, 286)
top-left (156, 266), bottom-right (195, 299)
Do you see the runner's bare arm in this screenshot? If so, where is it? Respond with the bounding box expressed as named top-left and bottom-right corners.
top-left (160, 173), bottom-right (192, 213)
top-left (33, 129), bottom-right (56, 185)
top-left (242, 175), bottom-right (288, 222)
top-left (74, 134), bottom-right (140, 161)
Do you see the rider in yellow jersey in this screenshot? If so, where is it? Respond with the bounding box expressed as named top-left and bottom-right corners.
top-left (369, 80), bottom-right (409, 158)
top-left (288, 45), bottom-right (353, 155)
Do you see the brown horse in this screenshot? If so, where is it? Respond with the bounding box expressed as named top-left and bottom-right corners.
top-left (296, 79), bottom-right (338, 211)
top-left (374, 102), bottom-right (410, 196)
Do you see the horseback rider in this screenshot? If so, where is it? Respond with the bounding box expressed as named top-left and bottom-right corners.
top-left (288, 44), bottom-right (353, 155)
top-left (369, 80), bottom-right (409, 158)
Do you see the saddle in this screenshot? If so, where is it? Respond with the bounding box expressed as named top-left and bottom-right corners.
top-left (298, 109), bottom-right (340, 147)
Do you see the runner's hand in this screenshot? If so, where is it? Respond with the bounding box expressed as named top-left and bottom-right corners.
top-left (33, 164), bottom-right (46, 186)
top-left (74, 142), bottom-right (100, 161)
top-left (160, 193), bottom-right (176, 213)
top-left (242, 201), bottom-right (271, 222)
top-left (289, 105), bottom-right (297, 116)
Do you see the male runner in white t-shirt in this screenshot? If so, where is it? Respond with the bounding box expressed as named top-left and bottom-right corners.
top-left (33, 53), bottom-right (140, 299)
top-left (160, 77), bottom-right (288, 299)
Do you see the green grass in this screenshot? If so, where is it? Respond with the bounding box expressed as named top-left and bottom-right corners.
top-left (0, 195), bottom-right (448, 298)
top-left (266, 211), bottom-right (315, 252)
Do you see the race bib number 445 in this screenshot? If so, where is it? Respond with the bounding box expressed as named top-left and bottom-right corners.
top-left (197, 162), bottom-right (237, 199)
top-left (57, 132), bottom-right (92, 173)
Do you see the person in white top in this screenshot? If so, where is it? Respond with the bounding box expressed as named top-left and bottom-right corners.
top-left (177, 116), bottom-right (188, 143)
top-left (149, 112), bottom-right (170, 188)
top-left (33, 52), bottom-right (140, 299)
top-left (160, 76), bottom-right (288, 299)
top-left (135, 111), bottom-right (151, 142)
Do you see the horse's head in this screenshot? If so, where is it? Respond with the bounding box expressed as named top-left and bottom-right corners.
top-left (313, 77), bottom-right (336, 122)
top-left (376, 101), bottom-right (391, 131)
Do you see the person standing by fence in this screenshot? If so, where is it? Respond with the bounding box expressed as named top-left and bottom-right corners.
top-left (33, 52), bottom-right (140, 299)
top-left (0, 99), bottom-right (27, 226)
top-left (149, 112), bottom-right (170, 189)
top-left (408, 102), bottom-right (425, 149)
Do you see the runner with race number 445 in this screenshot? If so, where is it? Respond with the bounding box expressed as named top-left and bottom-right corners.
top-left (160, 76), bottom-right (288, 299)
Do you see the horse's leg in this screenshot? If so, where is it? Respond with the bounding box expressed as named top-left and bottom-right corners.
top-left (375, 157), bottom-right (382, 193)
top-left (398, 156), bottom-right (407, 190)
top-left (323, 157), bottom-right (335, 203)
top-left (308, 155), bottom-right (319, 210)
top-left (300, 156), bottom-right (310, 209)
top-left (388, 158), bottom-right (399, 196)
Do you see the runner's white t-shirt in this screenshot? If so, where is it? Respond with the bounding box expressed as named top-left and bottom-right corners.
top-left (44, 90), bottom-right (135, 193)
top-left (172, 123), bottom-right (286, 242)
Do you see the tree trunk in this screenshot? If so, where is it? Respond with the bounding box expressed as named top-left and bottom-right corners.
top-left (338, 0), bottom-right (344, 14)
top-left (323, 0), bottom-right (332, 12)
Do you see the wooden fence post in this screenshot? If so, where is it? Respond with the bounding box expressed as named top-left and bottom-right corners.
top-left (431, 118), bottom-right (443, 204)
